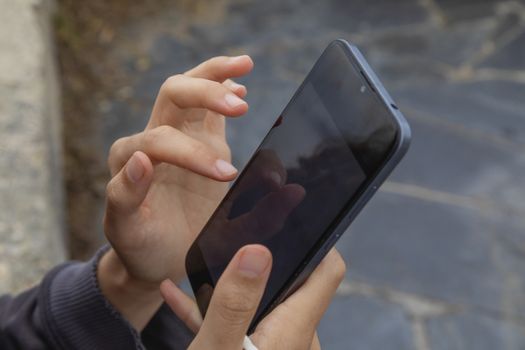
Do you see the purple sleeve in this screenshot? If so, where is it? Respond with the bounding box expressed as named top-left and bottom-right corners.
top-left (0, 247), bottom-right (194, 349)
top-left (42, 247), bottom-right (144, 349)
top-left (0, 248), bottom-right (139, 349)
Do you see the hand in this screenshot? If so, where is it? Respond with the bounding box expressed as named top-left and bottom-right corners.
top-left (97, 56), bottom-right (254, 330)
top-left (160, 246), bottom-right (346, 350)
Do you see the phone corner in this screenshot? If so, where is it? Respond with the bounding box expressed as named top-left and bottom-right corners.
top-left (395, 114), bottom-right (412, 158)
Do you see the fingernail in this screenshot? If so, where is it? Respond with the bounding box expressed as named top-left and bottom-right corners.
top-left (126, 153), bottom-right (145, 183)
top-left (160, 279), bottom-right (176, 294)
top-left (230, 82), bottom-right (245, 91)
top-left (268, 171), bottom-right (282, 186)
top-left (238, 247), bottom-right (271, 278)
top-left (215, 159), bottom-right (237, 177)
top-left (225, 93), bottom-right (246, 109)
top-left (230, 55), bottom-right (246, 62)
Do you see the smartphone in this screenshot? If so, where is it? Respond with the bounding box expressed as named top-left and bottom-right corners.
top-left (186, 39), bottom-right (411, 332)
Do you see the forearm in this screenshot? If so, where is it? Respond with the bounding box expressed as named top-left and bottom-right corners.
top-left (97, 248), bottom-right (164, 331)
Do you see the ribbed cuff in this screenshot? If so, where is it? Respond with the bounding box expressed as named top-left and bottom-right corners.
top-left (41, 246), bottom-right (144, 350)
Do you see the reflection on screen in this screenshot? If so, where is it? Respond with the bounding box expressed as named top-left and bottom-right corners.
top-left (194, 41), bottom-right (397, 321)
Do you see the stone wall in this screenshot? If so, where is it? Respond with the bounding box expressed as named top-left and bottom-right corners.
top-left (0, 0), bottom-right (65, 293)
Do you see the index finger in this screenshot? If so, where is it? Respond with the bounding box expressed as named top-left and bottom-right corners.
top-left (185, 55), bottom-right (254, 82)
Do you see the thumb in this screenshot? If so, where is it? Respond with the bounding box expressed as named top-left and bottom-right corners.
top-left (105, 151), bottom-right (154, 215)
top-left (192, 245), bottom-right (272, 349)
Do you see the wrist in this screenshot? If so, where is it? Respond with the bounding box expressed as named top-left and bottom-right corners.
top-left (97, 248), bottom-right (164, 331)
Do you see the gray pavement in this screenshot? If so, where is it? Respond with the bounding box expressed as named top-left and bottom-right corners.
top-left (63, 0), bottom-right (525, 349)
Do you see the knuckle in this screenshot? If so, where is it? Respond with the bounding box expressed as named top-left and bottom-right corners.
top-left (105, 179), bottom-right (120, 207)
top-left (108, 137), bottom-right (127, 164)
top-left (143, 125), bottom-right (172, 149)
top-left (161, 74), bottom-right (184, 93)
top-left (109, 138), bottom-right (123, 158)
top-left (154, 124), bottom-right (173, 136)
top-left (164, 74), bottom-right (184, 86)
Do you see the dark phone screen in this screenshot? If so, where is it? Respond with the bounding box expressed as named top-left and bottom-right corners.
top-left (192, 42), bottom-right (397, 321)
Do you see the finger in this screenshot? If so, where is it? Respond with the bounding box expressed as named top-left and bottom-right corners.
top-left (109, 126), bottom-right (238, 181)
top-left (185, 55), bottom-right (254, 82)
top-left (160, 279), bottom-right (203, 334)
top-left (194, 245), bottom-right (272, 350)
top-left (223, 79), bottom-right (247, 98)
top-left (279, 249), bottom-right (346, 332)
top-left (160, 74), bottom-right (248, 117)
top-left (310, 332), bottom-right (321, 350)
top-left (105, 151), bottom-right (154, 215)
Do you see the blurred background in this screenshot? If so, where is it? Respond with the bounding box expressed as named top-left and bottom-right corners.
top-left (1, 0), bottom-right (525, 349)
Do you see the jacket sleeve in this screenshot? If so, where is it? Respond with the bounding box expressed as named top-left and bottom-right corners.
top-left (0, 247), bottom-right (144, 350)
